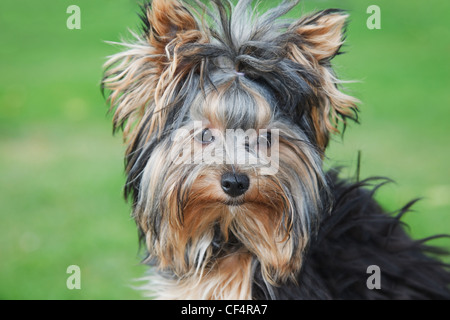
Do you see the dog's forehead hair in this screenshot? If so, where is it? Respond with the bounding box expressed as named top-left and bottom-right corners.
top-left (190, 74), bottom-right (273, 131)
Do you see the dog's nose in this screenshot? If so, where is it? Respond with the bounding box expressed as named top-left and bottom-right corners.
top-left (221, 172), bottom-right (250, 197)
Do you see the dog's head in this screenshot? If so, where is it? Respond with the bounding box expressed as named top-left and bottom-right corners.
top-left (103, 0), bottom-right (357, 288)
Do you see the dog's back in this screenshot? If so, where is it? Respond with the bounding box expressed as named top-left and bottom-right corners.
top-left (253, 172), bottom-right (450, 299)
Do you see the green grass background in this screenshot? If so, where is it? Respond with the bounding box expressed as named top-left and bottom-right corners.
top-left (1, 0), bottom-right (449, 299)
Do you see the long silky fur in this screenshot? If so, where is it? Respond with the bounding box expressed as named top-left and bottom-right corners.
top-left (252, 171), bottom-right (450, 299)
top-left (103, 0), bottom-right (450, 300)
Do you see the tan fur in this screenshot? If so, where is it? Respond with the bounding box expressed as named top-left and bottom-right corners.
top-left (103, 0), bottom-right (207, 153)
top-left (287, 12), bottom-right (359, 150)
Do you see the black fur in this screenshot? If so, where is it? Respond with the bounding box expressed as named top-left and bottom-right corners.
top-left (252, 171), bottom-right (450, 299)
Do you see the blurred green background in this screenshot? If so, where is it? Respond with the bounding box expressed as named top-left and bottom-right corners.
top-left (1, 0), bottom-right (449, 299)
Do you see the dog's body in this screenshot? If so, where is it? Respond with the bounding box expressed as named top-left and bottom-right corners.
top-left (103, 0), bottom-right (450, 299)
top-left (254, 172), bottom-right (450, 299)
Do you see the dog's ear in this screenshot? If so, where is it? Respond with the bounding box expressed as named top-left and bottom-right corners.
top-left (290, 9), bottom-right (348, 62)
top-left (286, 10), bottom-right (358, 150)
top-left (143, 0), bottom-right (198, 55)
top-left (102, 0), bottom-right (201, 146)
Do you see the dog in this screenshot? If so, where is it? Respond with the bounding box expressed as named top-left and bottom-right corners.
top-left (102, 0), bottom-right (450, 299)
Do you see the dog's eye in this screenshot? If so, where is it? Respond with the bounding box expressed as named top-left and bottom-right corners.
top-left (195, 128), bottom-right (215, 144)
top-left (257, 131), bottom-right (271, 148)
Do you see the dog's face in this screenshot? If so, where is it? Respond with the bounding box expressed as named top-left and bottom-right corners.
top-left (103, 0), bottom-right (357, 288)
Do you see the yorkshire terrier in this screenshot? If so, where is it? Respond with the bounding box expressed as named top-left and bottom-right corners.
top-left (102, 0), bottom-right (450, 299)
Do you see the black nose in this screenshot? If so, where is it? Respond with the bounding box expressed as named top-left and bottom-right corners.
top-left (221, 172), bottom-right (250, 197)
